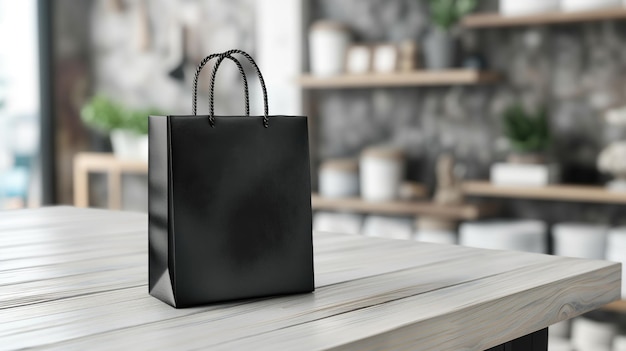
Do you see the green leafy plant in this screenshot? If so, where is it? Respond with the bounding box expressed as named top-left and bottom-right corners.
top-left (502, 104), bottom-right (550, 153)
top-left (80, 95), bottom-right (162, 135)
top-left (429, 0), bottom-right (477, 30)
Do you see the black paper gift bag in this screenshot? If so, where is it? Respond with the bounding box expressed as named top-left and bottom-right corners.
top-left (148, 50), bottom-right (314, 308)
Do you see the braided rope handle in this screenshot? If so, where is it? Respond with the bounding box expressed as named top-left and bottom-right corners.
top-left (209, 49), bottom-right (269, 128)
top-left (192, 53), bottom-right (249, 116)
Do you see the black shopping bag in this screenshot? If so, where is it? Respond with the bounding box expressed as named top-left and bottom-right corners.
top-left (148, 49), bottom-right (314, 308)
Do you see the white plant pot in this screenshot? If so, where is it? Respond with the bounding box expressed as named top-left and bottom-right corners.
top-left (423, 28), bottom-right (455, 70)
top-left (309, 21), bottom-right (351, 76)
top-left (500, 0), bottom-right (559, 16)
top-left (110, 129), bottom-right (149, 162)
top-left (561, 0), bottom-right (621, 12)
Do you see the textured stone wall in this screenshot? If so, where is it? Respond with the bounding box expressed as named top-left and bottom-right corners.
top-left (91, 0), bottom-right (256, 115)
top-left (313, 0), bottom-right (626, 224)
top-left (84, 0), bottom-right (256, 210)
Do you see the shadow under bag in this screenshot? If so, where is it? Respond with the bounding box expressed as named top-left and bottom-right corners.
top-left (148, 49), bottom-right (314, 308)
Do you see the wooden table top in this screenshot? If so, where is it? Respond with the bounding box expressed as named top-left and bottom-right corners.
top-left (0, 207), bottom-right (620, 350)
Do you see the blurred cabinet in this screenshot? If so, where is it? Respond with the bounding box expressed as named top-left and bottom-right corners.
top-left (73, 153), bottom-right (147, 210)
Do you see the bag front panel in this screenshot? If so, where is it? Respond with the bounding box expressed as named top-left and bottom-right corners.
top-left (168, 115), bottom-right (313, 306)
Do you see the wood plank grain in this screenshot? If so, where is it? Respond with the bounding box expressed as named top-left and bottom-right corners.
top-left (4, 250), bottom-right (556, 349)
top-left (208, 260), bottom-right (620, 351)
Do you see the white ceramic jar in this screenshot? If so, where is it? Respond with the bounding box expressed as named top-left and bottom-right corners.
top-left (318, 158), bottom-right (359, 198)
top-left (309, 21), bottom-right (351, 76)
top-left (360, 146), bottom-right (405, 202)
top-left (552, 223), bottom-right (608, 259)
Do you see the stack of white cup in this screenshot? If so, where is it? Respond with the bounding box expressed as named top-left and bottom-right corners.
top-left (313, 212), bottom-right (363, 235)
top-left (414, 218), bottom-right (457, 245)
top-left (548, 320), bottom-right (573, 351)
top-left (459, 220), bottom-right (547, 253)
top-left (552, 223), bottom-right (608, 259)
top-left (613, 335), bottom-right (626, 351)
top-left (606, 227), bottom-right (626, 298)
top-left (571, 317), bottom-right (616, 351)
top-left (362, 216), bottom-right (413, 240)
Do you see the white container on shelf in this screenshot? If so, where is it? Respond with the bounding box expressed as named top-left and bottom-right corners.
top-left (309, 21), bottom-right (351, 77)
top-left (319, 158), bottom-right (359, 198)
top-left (490, 163), bottom-right (559, 186)
top-left (552, 223), bottom-right (608, 259)
top-left (313, 211), bottom-right (363, 236)
top-left (606, 227), bottom-right (626, 298)
top-left (571, 317), bottom-right (616, 351)
top-left (499, 0), bottom-right (559, 16)
top-left (459, 219), bottom-right (547, 253)
top-left (360, 146), bottom-right (405, 202)
top-left (561, 0), bottom-right (621, 12)
top-left (362, 215), bottom-right (413, 240)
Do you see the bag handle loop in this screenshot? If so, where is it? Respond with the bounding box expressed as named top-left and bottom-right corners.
top-left (209, 49), bottom-right (269, 128)
top-left (192, 53), bottom-right (249, 117)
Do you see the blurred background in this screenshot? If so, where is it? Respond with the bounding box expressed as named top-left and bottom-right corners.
top-left (4, 0), bottom-right (626, 349)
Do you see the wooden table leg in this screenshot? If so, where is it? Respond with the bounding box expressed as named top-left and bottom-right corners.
top-left (485, 328), bottom-right (548, 351)
top-left (73, 157), bottom-right (89, 208)
top-left (108, 169), bottom-right (122, 210)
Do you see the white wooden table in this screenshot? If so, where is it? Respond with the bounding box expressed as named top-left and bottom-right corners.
top-left (0, 207), bottom-right (620, 350)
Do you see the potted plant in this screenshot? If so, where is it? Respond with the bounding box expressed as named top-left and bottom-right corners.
top-left (489, 104), bottom-right (557, 186)
top-left (424, 0), bottom-right (476, 70)
top-left (502, 104), bottom-right (550, 164)
top-left (81, 95), bottom-right (160, 162)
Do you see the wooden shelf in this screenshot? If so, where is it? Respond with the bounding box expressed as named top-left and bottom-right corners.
top-left (603, 300), bottom-right (626, 313)
top-left (463, 8), bottom-right (626, 28)
top-left (311, 193), bottom-right (498, 220)
top-left (462, 181), bottom-right (626, 205)
top-left (298, 70), bottom-right (500, 89)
